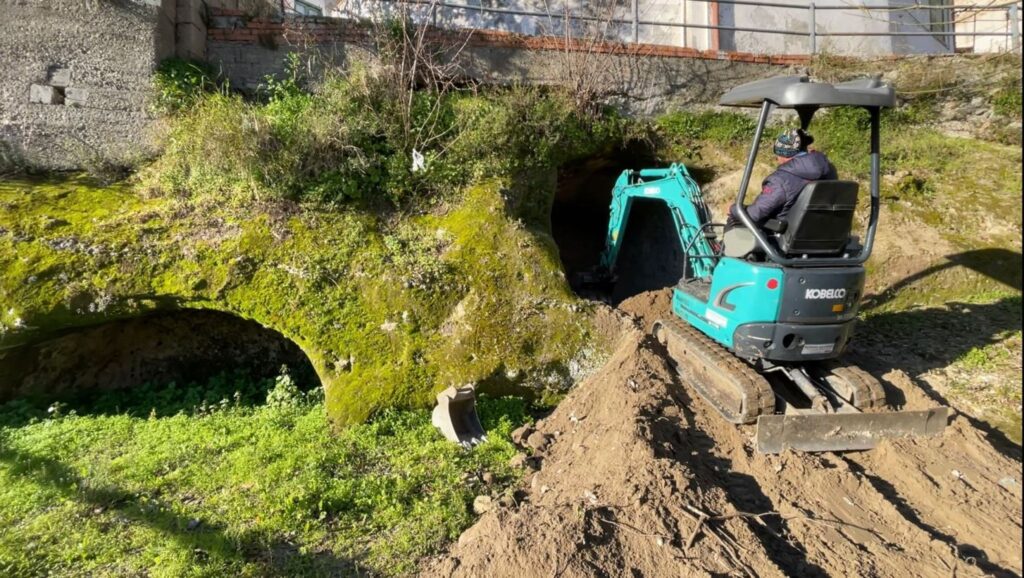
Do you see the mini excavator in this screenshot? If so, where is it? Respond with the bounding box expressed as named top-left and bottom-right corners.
top-left (432, 76), bottom-right (949, 453)
top-left (585, 75), bottom-right (948, 452)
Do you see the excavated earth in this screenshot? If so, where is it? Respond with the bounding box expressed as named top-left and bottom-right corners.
top-left (426, 290), bottom-right (1023, 578)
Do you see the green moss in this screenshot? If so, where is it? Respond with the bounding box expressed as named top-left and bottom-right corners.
top-left (1, 173), bottom-right (597, 428)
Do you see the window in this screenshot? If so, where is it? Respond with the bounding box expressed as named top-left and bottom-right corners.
top-left (293, 0), bottom-right (323, 16)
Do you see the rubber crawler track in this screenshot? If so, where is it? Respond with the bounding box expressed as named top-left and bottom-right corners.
top-left (654, 317), bottom-right (777, 424)
top-left (817, 360), bottom-right (889, 410)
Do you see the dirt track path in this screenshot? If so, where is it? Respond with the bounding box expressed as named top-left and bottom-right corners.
top-left (425, 298), bottom-right (1023, 578)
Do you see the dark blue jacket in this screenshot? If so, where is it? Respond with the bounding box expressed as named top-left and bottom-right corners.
top-left (728, 151), bottom-right (838, 227)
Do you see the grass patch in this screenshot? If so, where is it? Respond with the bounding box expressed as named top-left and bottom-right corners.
top-left (0, 372), bottom-right (529, 577)
top-left (655, 110), bottom-right (756, 161)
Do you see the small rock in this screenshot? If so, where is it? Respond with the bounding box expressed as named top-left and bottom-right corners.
top-left (497, 494), bottom-right (516, 508)
top-left (482, 472), bottom-right (496, 485)
top-left (951, 469), bottom-right (965, 481)
top-left (92, 507), bottom-right (105, 515)
top-left (526, 431), bottom-right (550, 452)
top-left (509, 453), bottom-right (528, 469)
top-left (472, 495), bottom-right (493, 515)
top-left (540, 485), bottom-right (550, 494)
top-left (41, 216), bottom-right (69, 230)
top-left (510, 425), bottom-right (534, 446)
top-left (998, 477), bottom-right (1019, 491)
top-left (186, 519), bottom-right (201, 531)
top-left (582, 490), bottom-right (598, 505)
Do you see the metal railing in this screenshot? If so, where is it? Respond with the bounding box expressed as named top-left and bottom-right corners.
top-left (346, 0), bottom-right (1023, 54)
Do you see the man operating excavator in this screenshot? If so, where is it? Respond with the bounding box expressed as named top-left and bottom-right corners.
top-left (723, 128), bottom-right (838, 256)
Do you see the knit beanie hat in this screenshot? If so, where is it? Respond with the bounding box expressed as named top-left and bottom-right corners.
top-left (773, 129), bottom-right (813, 158)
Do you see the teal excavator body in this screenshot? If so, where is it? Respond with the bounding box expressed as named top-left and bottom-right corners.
top-left (583, 76), bottom-right (949, 453)
top-left (597, 163), bottom-right (860, 362)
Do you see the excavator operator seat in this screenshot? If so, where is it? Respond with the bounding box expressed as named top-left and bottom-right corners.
top-left (778, 180), bottom-right (859, 256)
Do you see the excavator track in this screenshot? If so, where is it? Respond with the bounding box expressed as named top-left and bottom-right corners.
top-left (811, 361), bottom-right (889, 411)
top-left (653, 317), bottom-right (776, 425)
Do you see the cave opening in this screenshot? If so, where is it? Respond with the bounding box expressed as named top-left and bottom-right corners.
top-left (0, 310), bottom-right (319, 415)
top-left (552, 147), bottom-right (687, 304)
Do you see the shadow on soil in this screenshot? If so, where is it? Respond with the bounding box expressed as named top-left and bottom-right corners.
top-left (643, 337), bottom-right (830, 578)
top-left (855, 248), bottom-right (1023, 459)
top-left (840, 455), bottom-right (1021, 578)
top-left (0, 438), bottom-right (360, 577)
top-left (865, 248), bottom-right (1023, 310)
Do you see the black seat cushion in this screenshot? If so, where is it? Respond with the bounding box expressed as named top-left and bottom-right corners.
top-left (779, 180), bottom-right (859, 255)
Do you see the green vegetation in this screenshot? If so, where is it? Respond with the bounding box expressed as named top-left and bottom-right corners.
top-left (144, 58), bottom-right (631, 207)
top-left (991, 83), bottom-right (1022, 120)
top-left (2, 49), bottom-right (1021, 577)
top-left (0, 372), bottom-right (529, 576)
top-left (151, 58), bottom-right (218, 116)
top-left (656, 110), bottom-right (756, 160)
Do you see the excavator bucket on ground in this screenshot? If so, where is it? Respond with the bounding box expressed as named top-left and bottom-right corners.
top-left (432, 386), bottom-right (487, 447)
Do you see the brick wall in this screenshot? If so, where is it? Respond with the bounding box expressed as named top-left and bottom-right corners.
top-left (205, 7), bottom-right (805, 114)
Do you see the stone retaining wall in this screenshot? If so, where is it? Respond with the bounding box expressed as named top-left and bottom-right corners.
top-left (0, 0), bottom-right (175, 170)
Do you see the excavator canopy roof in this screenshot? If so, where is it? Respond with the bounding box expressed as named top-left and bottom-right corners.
top-left (719, 75), bottom-right (896, 109)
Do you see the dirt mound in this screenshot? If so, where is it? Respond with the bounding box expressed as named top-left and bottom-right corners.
top-left (426, 300), bottom-right (1023, 578)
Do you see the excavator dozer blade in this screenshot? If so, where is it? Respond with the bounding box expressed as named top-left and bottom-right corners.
top-left (432, 385), bottom-right (487, 447)
top-left (756, 407), bottom-right (949, 454)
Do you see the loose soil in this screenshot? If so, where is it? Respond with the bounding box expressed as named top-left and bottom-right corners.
top-left (426, 291), bottom-right (1023, 578)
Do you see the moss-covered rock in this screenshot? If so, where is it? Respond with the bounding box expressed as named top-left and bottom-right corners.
top-left (0, 175), bottom-right (605, 425)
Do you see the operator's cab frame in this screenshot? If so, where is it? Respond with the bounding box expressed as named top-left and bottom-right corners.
top-left (721, 75), bottom-right (894, 268)
top-left (669, 76), bottom-right (894, 364)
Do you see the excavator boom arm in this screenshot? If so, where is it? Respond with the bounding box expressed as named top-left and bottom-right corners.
top-left (598, 164), bottom-right (718, 281)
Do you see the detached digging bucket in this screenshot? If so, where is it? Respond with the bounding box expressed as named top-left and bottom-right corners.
top-left (432, 386), bottom-right (487, 447)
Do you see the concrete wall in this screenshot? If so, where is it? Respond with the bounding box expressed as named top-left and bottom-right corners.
top-left (205, 9), bottom-right (799, 115)
top-left (333, 0), bottom-right (959, 56)
top-left (719, 0), bottom-right (949, 56)
top-left (0, 0), bottom-right (174, 170)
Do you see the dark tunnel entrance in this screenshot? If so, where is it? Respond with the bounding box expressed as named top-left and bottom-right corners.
top-left (0, 310), bottom-right (319, 410)
top-left (552, 149), bottom-right (687, 305)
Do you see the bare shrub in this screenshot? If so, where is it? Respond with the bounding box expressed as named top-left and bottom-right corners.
top-left (536, 0), bottom-right (653, 115)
